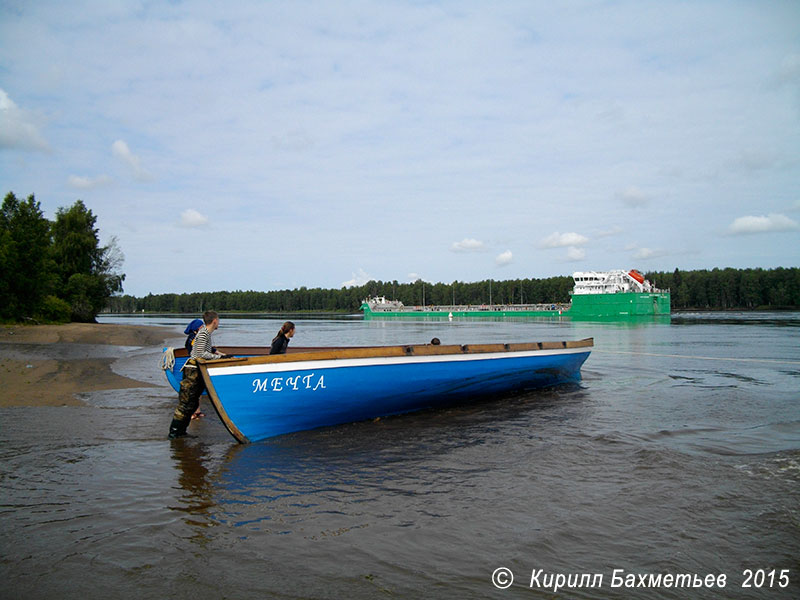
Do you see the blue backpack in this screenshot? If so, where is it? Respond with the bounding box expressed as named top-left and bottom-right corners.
top-left (184, 319), bottom-right (204, 352)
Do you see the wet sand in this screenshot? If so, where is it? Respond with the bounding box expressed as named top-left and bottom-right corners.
top-left (0, 323), bottom-right (176, 407)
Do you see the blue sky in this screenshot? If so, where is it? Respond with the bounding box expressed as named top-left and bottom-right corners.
top-left (1, 0), bottom-right (798, 297)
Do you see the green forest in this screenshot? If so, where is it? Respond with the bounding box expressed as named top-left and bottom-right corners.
top-left (107, 267), bottom-right (800, 315)
top-left (1, 192), bottom-right (124, 323)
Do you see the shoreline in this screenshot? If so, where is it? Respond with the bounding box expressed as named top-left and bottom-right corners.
top-left (0, 322), bottom-right (178, 407)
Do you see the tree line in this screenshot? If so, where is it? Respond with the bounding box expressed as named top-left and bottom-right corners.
top-left (1, 192), bottom-right (125, 323)
top-left (106, 267), bottom-right (799, 314)
top-left (647, 267), bottom-right (799, 310)
top-left (107, 276), bottom-right (575, 314)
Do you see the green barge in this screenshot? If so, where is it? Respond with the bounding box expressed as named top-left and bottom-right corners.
top-left (361, 270), bottom-right (670, 320)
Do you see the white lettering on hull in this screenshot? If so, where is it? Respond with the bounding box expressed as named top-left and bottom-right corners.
top-left (252, 373), bottom-right (326, 393)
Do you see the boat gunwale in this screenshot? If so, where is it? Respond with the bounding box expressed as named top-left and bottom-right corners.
top-left (169, 345), bottom-right (333, 358)
top-left (197, 338), bottom-right (594, 370)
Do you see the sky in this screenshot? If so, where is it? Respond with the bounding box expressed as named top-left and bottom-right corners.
top-left (1, 0), bottom-right (799, 297)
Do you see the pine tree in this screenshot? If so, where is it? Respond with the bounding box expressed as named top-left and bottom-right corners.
top-left (0, 192), bottom-right (54, 320)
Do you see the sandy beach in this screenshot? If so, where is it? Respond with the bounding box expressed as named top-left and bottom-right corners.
top-left (0, 322), bottom-right (177, 407)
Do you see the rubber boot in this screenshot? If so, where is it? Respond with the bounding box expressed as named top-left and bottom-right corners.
top-left (168, 417), bottom-right (189, 439)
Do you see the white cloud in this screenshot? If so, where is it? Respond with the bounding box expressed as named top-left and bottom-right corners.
top-left (728, 213), bottom-right (799, 235)
top-left (540, 232), bottom-right (589, 248)
top-left (566, 246), bottom-right (585, 261)
top-left (617, 186), bottom-right (650, 208)
top-left (595, 225), bottom-right (623, 238)
top-left (451, 238), bottom-right (486, 252)
top-left (180, 208), bottom-right (209, 228)
top-left (0, 88), bottom-right (49, 152)
top-left (68, 174), bottom-right (112, 189)
top-left (495, 250), bottom-right (513, 266)
top-left (341, 268), bottom-right (371, 288)
top-left (112, 139), bottom-right (152, 181)
top-left (631, 246), bottom-right (668, 260)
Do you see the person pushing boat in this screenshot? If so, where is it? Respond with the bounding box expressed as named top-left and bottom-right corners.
top-left (168, 310), bottom-right (229, 439)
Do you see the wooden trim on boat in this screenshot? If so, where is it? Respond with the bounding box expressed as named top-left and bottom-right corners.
top-left (198, 338), bottom-right (594, 370)
top-left (171, 345), bottom-right (331, 358)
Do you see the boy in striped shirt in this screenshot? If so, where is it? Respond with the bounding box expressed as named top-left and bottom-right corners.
top-left (168, 310), bottom-right (227, 439)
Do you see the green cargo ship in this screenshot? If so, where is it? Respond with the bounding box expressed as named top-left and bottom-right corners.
top-left (361, 269), bottom-right (670, 320)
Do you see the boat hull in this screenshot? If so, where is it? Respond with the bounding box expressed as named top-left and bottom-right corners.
top-left (198, 340), bottom-right (593, 443)
top-left (163, 352), bottom-right (189, 392)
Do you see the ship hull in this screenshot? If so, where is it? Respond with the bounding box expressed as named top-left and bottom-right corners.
top-left (362, 307), bottom-right (568, 319)
top-left (361, 292), bottom-right (670, 319)
top-left (569, 291), bottom-right (671, 317)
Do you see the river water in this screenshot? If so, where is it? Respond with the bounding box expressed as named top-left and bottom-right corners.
top-left (1, 313), bottom-right (798, 599)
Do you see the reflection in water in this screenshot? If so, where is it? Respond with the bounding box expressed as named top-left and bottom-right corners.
top-left (671, 312), bottom-right (800, 327)
top-left (197, 384), bottom-right (592, 534)
top-left (169, 440), bottom-right (219, 542)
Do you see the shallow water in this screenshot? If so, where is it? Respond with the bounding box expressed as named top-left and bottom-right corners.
top-left (1, 313), bottom-right (798, 599)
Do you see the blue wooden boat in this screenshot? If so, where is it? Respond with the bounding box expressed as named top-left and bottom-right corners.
top-left (188, 339), bottom-right (593, 443)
